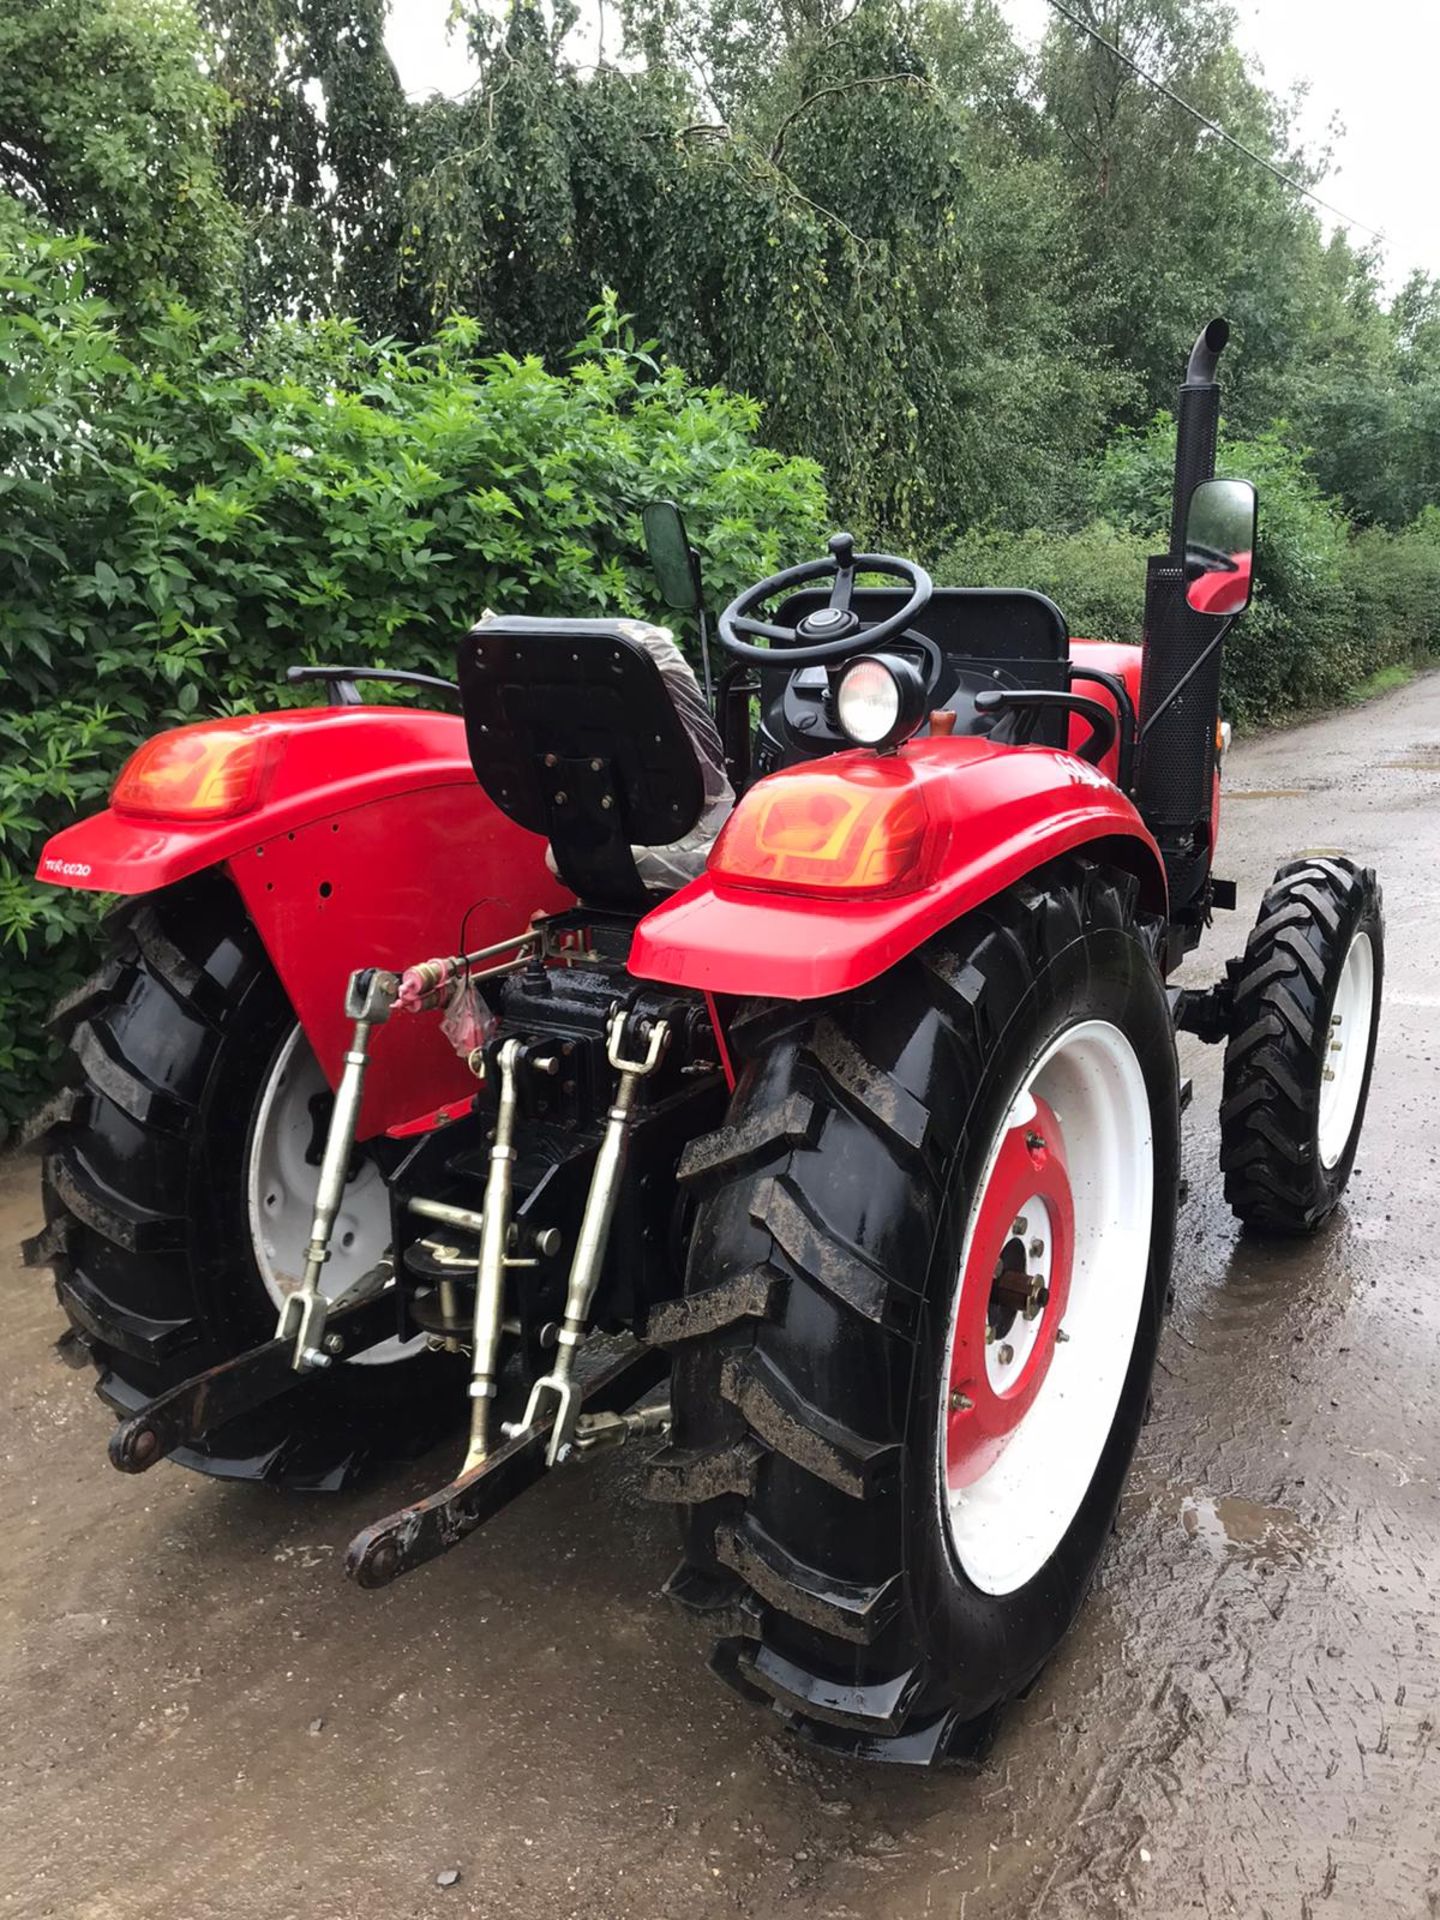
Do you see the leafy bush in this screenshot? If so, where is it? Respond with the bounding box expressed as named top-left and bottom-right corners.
top-left (1347, 509), bottom-right (1440, 672)
top-left (0, 231), bottom-right (827, 1130)
top-left (934, 521), bottom-right (1151, 644)
top-left (937, 417), bottom-right (1440, 730)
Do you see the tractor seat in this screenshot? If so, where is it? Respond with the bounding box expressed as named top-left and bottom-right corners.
top-left (456, 615), bottom-right (731, 911)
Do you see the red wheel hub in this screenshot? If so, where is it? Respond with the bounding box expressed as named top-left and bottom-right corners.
top-left (944, 1093), bottom-right (1074, 1491)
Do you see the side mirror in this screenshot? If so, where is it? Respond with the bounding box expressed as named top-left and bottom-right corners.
top-left (1183, 478), bottom-right (1257, 617)
top-left (642, 500), bottom-right (703, 614)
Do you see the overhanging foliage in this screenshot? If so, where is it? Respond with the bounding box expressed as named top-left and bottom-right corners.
top-left (0, 235), bottom-right (824, 1126)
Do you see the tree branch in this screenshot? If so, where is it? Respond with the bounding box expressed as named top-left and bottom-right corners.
top-left (642, 121), bottom-right (731, 142)
top-left (768, 72), bottom-right (928, 168)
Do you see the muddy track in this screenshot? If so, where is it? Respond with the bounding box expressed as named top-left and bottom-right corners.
top-left (3, 670), bottom-right (1439, 1919)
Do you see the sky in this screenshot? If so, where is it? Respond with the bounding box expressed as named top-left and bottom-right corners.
top-left (384, 0), bottom-right (1438, 293)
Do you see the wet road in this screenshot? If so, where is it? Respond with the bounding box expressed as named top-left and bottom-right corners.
top-left (3, 671), bottom-right (1439, 1919)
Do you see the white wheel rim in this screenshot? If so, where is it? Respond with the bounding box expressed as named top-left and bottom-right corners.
top-left (1318, 929), bottom-right (1374, 1171)
top-left (937, 1019), bottom-right (1154, 1596)
top-left (246, 1025), bottom-right (416, 1365)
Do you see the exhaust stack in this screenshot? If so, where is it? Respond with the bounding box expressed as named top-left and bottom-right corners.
top-left (1134, 318), bottom-right (1231, 925)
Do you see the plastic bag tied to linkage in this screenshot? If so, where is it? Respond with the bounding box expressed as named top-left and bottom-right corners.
top-left (396, 954), bottom-right (498, 1064)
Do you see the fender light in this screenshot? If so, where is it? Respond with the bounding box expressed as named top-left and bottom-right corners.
top-left (709, 760), bottom-right (933, 896)
top-left (111, 719), bottom-right (274, 821)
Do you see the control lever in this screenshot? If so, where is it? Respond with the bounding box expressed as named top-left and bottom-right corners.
top-left (974, 687), bottom-right (1118, 767)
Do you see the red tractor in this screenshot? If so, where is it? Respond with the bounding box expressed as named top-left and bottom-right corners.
top-left (27, 322), bottom-right (1382, 1763)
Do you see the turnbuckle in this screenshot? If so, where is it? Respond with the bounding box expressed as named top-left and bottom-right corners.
top-left (505, 1008), bottom-right (670, 1465)
top-left (276, 968), bottom-right (398, 1371)
top-left (462, 1037), bottom-right (526, 1471)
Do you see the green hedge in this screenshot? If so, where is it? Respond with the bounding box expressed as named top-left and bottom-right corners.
top-left (936, 521), bottom-right (1151, 646)
top-left (937, 417), bottom-right (1440, 728)
top-left (0, 232), bottom-right (826, 1131)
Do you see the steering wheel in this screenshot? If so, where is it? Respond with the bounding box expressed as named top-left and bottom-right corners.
top-left (718, 532), bottom-right (934, 668)
top-left (1184, 540), bottom-right (1239, 572)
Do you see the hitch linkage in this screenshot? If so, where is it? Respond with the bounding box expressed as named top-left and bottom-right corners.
top-left (108, 1261), bottom-right (397, 1474)
top-left (502, 1007), bottom-right (670, 1465)
top-left (275, 967), bottom-right (399, 1371)
top-left (104, 951), bottom-right (680, 1591)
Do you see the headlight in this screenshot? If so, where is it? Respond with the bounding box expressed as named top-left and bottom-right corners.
top-left (834, 653), bottom-right (927, 752)
top-left (836, 658), bottom-right (900, 744)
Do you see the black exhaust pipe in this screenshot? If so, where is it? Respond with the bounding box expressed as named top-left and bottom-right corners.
top-left (1169, 317), bottom-right (1228, 557)
top-left (1134, 318), bottom-right (1230, 935)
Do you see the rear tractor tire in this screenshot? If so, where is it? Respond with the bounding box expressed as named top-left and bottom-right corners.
top-left (647, 859), bottom-right (1179, 1763)
top-left (1220, 855), bottom-right (1383, 1234)
top-left (23, 877), bottom-right (462, 1488)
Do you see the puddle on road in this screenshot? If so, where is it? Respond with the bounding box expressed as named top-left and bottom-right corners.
top-left (1180, 1492), bottom-right (1314, 1564)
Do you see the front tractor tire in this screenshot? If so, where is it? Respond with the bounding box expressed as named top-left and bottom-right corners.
top-left (24, 878), bottom-right (459, 1488)
top-left (649, 860), bottom-right (1179, 1763)
top-left (1220, 854), bottom-right (1383, 1234)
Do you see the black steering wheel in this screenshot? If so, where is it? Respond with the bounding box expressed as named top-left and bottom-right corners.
top-left (718, 532), bottom-right (933, 669)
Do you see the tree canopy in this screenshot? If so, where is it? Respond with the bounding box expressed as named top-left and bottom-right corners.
top-left (6, 0), bottom-right (1435, 541)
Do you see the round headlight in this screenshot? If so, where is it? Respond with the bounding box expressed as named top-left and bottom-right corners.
top-left (836, 658), bottom-right (903, 746)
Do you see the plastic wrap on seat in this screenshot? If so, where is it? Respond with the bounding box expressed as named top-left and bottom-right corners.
top-left (612, 620), bottom-right (733, 888)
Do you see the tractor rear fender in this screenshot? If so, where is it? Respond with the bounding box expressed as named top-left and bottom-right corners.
top-left (628, 734), bottom-right (1167, 1002)
top-left (35, 708), bottom-right (570, 1134)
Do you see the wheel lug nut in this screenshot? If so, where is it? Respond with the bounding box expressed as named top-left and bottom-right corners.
top-left (1056, 1327), bottom-right (1070, 1344)
top-left (949, 1390), bottom-right (974, 1412)
top-left (997, 1342), bottom-right (1015, 1365)
top-left (1011, 1215), bottom-right (1028, 1236)
top-left (1029, 1238), bottom-right (1045, 1258)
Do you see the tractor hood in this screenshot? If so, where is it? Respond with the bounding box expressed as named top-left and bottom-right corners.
top-left (629, 735), bottom-right (1165, 1001)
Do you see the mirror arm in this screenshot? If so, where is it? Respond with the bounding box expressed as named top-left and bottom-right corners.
top-left (1138, 617), bottom-right (1233, 741)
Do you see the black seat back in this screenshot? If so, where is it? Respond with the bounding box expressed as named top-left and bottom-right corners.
top-left (456, 617), bottom-right (704, 909)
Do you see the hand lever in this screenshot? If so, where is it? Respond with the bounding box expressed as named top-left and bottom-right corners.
top-left (827, 531), bottom-right (857, 614)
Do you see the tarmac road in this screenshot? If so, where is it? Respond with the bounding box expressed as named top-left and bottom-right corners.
top-left (3, 670), bottom-right (1439, 1920)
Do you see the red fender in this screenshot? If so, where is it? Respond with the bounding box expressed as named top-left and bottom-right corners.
top-left (36, 708), bottom-right (570, 1136)
top-left (629, 735), bottom-right (1166, 1001)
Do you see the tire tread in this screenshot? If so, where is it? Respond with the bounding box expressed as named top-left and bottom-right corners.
top-left (1220, 856), bottom-right (1382, 1232)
